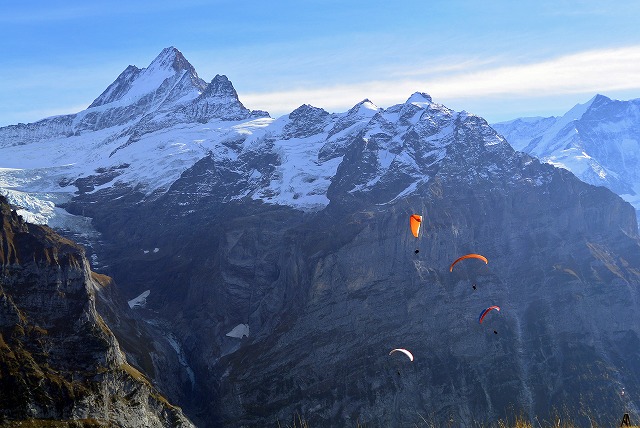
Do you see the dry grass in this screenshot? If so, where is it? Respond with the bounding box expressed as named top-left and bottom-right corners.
top-left (278, 412), bottom-right (640, 428)
top-left (277, 413), bottom-right (310, 428)
top-left (0, 419), bottom-right (108, 427)
top-left (89, 271), bottom-right (112, 287)
top-left (120, 362), bottom-right (151, 386)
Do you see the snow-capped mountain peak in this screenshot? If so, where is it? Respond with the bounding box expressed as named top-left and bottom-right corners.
top-left (88, 46), bottom-right (206, 111)
top-left (557, 94), bottom-right (597, 120)
top-left (187, 74), bottom-right (267, 123)
top-left (282, 104), bottom-right (331, 139)
top-left (202, 74), bottom-right (240, 100)
top-left (590, 93), bottom-right (613, 108)
top-left (87, 65), bottom-right (142, 109)
top-left (406, 91), bottom-right (433, 107)
top-left (0, 46), bottom-right (549, 227)
top-left (493, 94), bottom-right (640, 221)
top-left (350, 99), bottom-right (380, 115)
top-left (148, 46), bottom-right (197, 75)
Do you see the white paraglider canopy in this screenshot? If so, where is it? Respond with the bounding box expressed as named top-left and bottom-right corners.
top-left (389, 348), bottom-right (414, 361)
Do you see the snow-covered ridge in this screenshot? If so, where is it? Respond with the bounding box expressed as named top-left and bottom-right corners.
top-left (493, 94), bottom-right (640, 218)
top-left (89, 46), bottom-right (205, 109)
top-left (1, 47), bottom-right (517, 230)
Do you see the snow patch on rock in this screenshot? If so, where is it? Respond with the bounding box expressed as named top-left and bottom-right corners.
top-left (226, 324), bottom-right (250, 339)
top-left (128, 290), bottom-right (150, 309)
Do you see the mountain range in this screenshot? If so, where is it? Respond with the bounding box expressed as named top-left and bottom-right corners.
top-left (492, 94), bottom-right (640, 223)
top-left (2, 47), bottom-right (640, 427)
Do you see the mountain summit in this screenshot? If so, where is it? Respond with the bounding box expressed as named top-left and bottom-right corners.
top-left (185, 74), bottom-right (265, 122)
top-left (88, 46), bottom-right (206, 109)
top-left (493, 94), bottom-right (640, 219)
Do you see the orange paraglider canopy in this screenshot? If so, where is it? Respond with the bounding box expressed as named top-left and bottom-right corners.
top-left (410, 214), bottom-right (422, 238)
top-left (449, 253), bottom-right (488, 272)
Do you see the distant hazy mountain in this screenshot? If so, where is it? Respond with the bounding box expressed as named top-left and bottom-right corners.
top-left (2, 48), bottom-right (640, 427)
top-left (492, 95), bottom-right (640, 219)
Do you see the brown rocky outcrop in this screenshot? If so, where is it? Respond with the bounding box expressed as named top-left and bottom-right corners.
top-left (0, 195), bottom-right (194, 427)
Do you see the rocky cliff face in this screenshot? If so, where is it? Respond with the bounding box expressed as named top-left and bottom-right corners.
top-left (0, 195), bottom-right (194, 427)
top-left (70, 94), bottom-right (640, 426)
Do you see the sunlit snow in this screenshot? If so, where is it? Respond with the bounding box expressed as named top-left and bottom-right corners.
top-left (128, 290), bottom-right (150, 309)
top-left (226, 324), bottom-right (250, 339)
top-left (0, 85), bottom-right (500, 231)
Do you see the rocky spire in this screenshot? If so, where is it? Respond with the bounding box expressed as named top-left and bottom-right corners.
top-left (201, 74), bottom-right (241, 100)
top-left (88, 46), bottom-right (203, 109)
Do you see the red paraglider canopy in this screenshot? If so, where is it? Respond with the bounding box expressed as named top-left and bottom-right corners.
top-left (478, 306), bottom-right (500, 324)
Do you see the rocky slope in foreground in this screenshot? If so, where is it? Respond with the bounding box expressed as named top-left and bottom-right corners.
top-left (0, 195), bottom-right (194, 427)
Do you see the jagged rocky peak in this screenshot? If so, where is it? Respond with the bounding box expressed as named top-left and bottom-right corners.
top-left (88, 46), bottom-right (205, 109)
top-left (288, 104), bottom-right (330, 121)
top-left (591, 93), bottom-right (611, 105)
top-left (326, 95), bottom-right (516, 207)
top-left (376, 91), bottom-right (448, 130)
top-left (202, 74), bottom-right (240, 99)
top-left (324, 99), bottom-right (379, 142)
top-left (401, 92), bottom-right (437, 117)
top-left (151, 46), bottom-right (198, 75)
top-left (583, 93), bottom-right (638, 119)
top-left (88, 64), bottom-right (142, 108)
top-left (188, 73), bottom-right (268, 122)
top-left (283, 104), bottom-right (331, 138)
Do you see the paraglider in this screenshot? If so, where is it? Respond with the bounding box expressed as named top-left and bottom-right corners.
top-left (410, 214), bottom-right (422, 254)
top-left (389, 348), bottom-right (414, 362)
top-left (449, 253), bottom-right (488, 272)
top-left (478, 306), bottom-right (500, 324)
top-left (409, 215), bottom-right (422, 238)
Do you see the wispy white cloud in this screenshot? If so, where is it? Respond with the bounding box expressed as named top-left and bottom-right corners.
top-left (241, 45), bottom-right (640, 117)
top-left (425, 45), bottom-right (640, 98)
top-left (388, 56), bottom-right (502, 79)
top-left (3, 44), bottom-right (639, 126)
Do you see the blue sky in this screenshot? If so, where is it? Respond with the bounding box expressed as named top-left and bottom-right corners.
top-left (2, 0), bottom-right (640, 127)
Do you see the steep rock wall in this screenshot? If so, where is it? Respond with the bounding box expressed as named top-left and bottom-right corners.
top-left (0, 195), bottom-right (194, 427)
